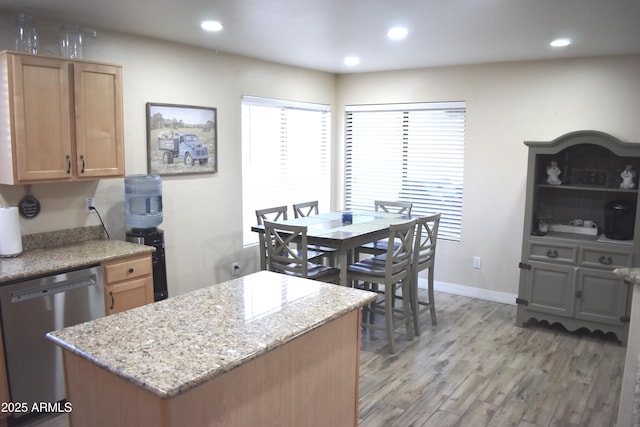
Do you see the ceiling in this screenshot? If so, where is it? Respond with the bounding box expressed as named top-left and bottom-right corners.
top-left (2, 0), bottom-right (640, 73)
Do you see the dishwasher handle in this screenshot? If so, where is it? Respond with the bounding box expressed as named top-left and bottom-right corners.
top-left (10, 274), bottom-right (98, 303)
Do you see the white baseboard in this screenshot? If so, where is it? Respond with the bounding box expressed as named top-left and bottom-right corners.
top-left (418, 278), bottom-right (517, 306)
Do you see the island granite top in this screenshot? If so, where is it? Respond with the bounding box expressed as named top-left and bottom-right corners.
top-left (0, 239), bottom-right (154, 284)
top-left (47, 270), bottom-right (377, 399)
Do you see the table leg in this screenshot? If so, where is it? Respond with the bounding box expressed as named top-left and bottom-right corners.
top-left (258, 234), bottom-right (267, 271)
top-left (339, 251), bottom-right (348, 287)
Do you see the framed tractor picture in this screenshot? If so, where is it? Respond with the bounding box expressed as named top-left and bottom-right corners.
top-left (146, 103), bottom-right (217, 176)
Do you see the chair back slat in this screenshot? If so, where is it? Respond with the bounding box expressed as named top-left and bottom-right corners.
top-left (384, 219), bottom-right (416, 283)
top-left (293, 201), bottom-right (319, 218)
top-left (374, 200), bottom-right (413, 215)
top-left (413, 213), bottom-right (441, 271)
top-left (255, 206), bottom-right (289, 270)
top-left (264, 221), bottom-right (309, 277)
top-left (256, 206), bottom-right (288, 225)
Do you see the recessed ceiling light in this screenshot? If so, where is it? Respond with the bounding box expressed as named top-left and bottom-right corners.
top-left (550, 38), bottom-right (571, 47)
top-left (201, 20), bottom-right (223, 32)
top-left (344, 56), bottom-right (360, 66)
top-left (387, 27), bottom-right (408, 40)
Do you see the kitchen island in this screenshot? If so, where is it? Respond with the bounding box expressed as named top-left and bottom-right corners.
top-left (47, 270), bottom-right (376, 427)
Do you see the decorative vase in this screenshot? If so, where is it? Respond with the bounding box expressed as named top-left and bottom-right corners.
top-left (538, 222), bottom-right (549, 234)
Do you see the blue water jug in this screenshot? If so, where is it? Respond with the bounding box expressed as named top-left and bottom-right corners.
top-left (125, 175), bottom-right (163, 229)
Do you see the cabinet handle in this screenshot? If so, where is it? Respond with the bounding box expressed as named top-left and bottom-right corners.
top-left (598, 256), bottom-right (613, 265)
top-left (575, 290), bottom-right (582, 298)
top-left (128, 268), bottom-right (134, 274)
top-left (66, 155), bottom-right (71, 174)
top-left (109, 291), bottom-right (114, 310)
top-left (80, 155), bottom-right (85, 174)
top-left (546, 250), bottom-right (558, 258)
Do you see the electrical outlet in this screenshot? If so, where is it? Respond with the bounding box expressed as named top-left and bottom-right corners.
top-left (231, 262), bottom-right (240, 276)
top-left (473, 256), bottom-right (481, 269)
top-left (85, 197), bottom-right (95, 214)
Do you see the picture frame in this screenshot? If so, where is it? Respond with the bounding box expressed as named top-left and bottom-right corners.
top-left (146, 103), bottom-right (217, 176)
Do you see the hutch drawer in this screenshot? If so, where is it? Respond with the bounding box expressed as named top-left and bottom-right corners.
top-left (579, 246), bottom-right (632, 270)
top-left (528, 241), bottom-right (577, 264)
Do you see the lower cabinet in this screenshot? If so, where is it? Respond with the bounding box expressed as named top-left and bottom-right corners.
top-left (519, 261), bottom-right (575, 318)
top-left (0, 252), bottom-right (154, 423)
top-left (517, 240), bottom-right (631, 344)
top-left (102, 254), bottom-right (154, 315)
top-left (575, 268), bottom-right (628, 326)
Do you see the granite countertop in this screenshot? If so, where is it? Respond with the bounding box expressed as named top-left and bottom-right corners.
top-left (47, 270), bottom-right (377, 399)
top-left (613, 268), bottom-right (640, 285)
top-left (0, 238), bottom-right (155, 284)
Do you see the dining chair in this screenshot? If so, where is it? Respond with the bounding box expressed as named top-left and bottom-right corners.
top-left (292, 200), bottom-right (320, 218)
top-left (409, 213), bottom-right (441, 336)
top-left (374, 200), bottom-right (413, 215)
top-left (292, 201), bottom-right (338, 266)
top-left (264, 221), bottom-right (340, 283)
top-left (347, 219), bottom-right (416, 353)
top-left (256, 206), bottom-right (289, 270)
top-left (357, 200), bottom-right (414, 258)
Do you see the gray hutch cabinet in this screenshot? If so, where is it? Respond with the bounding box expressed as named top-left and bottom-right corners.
top-left (516, 130), bottom-right (640, 344)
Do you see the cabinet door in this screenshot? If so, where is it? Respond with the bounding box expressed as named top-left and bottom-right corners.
top-left (575, 268), bottom-right (629, 326)
top-left (523, 261), bottom-right (575, 317)
top-left (105, 277), bottom-right (153, 315)
top-left (73, 62), bottom-right (124, 179)
top-left (10, 54), bottom-right (73, 182)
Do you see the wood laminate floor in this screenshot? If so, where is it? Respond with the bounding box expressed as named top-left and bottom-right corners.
top-left (358, 291), bottom-right (625, 427)
top-left (13, 291), bottom-right (625, 427)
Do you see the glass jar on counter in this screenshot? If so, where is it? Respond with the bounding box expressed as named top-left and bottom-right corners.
top-left (14, 13), bottom-right (39, 54)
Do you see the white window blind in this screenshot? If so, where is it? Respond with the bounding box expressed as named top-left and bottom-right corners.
top-left (345, 102), bottom-right (465, 241)
top-left (241, 96), bottom-right (331, 246)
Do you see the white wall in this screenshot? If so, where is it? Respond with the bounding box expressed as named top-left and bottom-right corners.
top-left (0, 11), bottom-right (335, 296)
top-left (1, 11), bottom-right (639, 300)
top-left (336, 57), bottom-right (640, 297)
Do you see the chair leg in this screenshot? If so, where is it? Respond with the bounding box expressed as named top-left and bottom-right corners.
top-left (361, 301), bottom-right (369, 326)
top-left (369, 283), bottom-right (377, 324)
top-left (359, 281), bottom-right (371, 325)
top-left (385, 283), bottom-right (396, 354)
top-left (328, 253), bottom-right (337, 267)
top-left (428, 267), bottom-right (437, 325)
top-left (411, 269), bottom-right (421, 336)
top-left (401, 279), bottom-right (414, 341)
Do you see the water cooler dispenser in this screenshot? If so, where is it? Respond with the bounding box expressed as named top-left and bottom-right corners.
top-left (125, 174), bottom-right (169, 301)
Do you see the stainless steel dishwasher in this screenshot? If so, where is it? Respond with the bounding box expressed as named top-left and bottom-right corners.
top-left (0, 265), bottom-right (105, 419)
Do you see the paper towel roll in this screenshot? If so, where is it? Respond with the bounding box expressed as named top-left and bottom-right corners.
top-left (0, 206), bottom-right (23, 257)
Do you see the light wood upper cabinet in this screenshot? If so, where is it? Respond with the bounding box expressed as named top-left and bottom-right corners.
top-left (0, 51), bottom-right (124, 184)
top-left (73, 61), bottom-right (124, 179)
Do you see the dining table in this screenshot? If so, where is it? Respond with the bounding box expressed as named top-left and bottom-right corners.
top-left (251, 209), bottom-right (416, 287)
